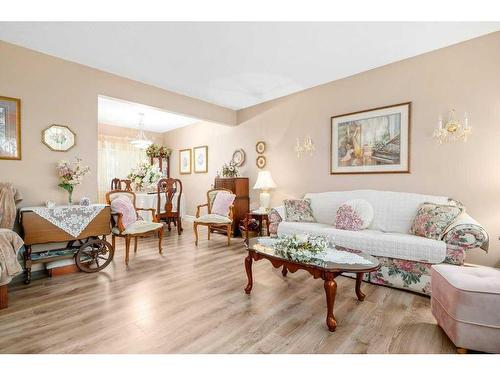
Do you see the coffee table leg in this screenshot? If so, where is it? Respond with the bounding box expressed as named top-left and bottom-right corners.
top-left (281, 266), bottom-right (288, 277)
top-left (244, 254), bottom-right (253, 294)
top-left (355, 273), bottom-right (366, 301)
top-left (324, 279), bottom-right (337, 332)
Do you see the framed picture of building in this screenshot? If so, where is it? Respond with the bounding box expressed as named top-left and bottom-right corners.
top-left (0, 96), bottom-right (21, 160)
top-left (331, 102), bottom-right (411, 174)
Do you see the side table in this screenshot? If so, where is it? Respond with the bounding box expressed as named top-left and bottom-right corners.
top-left (244, 211), bottom-right (270, 240)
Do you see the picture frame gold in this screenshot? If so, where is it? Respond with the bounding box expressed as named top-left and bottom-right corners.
top-left (0, 95), bottom-right (21, 160)
top-left (255, 141), bottom-right (266, 154)
top-left (193, 145), bottom-right (208, 173)
top-left (42, 124), bottom-right (76, 152)
top-left (179, 148), bottom-right (192, 174)
top-left (330, 102), bottom-right (411, 175)
top-left (256, 155), bottom-right (266, 169)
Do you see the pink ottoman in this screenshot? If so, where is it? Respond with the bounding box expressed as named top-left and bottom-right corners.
top-left (431, 264), bottom-right (500, 353)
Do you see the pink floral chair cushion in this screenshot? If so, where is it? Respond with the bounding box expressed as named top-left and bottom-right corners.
top-left (284, 199), bottom-right (316, 222)
top-left (334, 199), bottom-right (374, 231)
top-left (410, 203), bottom-right (463, 240)
top-left (211, 192), bottom-right (236, 217)
top-left (110, 195), bottom-right (137, 229)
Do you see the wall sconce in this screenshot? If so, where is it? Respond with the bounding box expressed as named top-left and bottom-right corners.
top-left (295, 135), bottom-right (315, 158)
top-left (433, 110), bottom-right (472, 144)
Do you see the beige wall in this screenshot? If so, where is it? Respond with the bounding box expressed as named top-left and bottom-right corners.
top-left (164, 32), bottom-right (500, 267)
top-left (0, 40), bottom-right (235, 207)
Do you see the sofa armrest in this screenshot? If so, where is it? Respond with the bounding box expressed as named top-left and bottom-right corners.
top-left (442, 213), bottom-right (489, 252)
top-left (268, 206), bottom-right (284, 237)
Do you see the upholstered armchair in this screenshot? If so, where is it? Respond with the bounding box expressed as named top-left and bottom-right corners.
top-left (106, 190), bottom-right (164, 265)
top-left (194, 188), bottom-right (235, 246)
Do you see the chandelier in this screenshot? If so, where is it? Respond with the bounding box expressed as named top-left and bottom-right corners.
top-left (130, 112), bottom-right (152, 150)
top-left (433, 110), bottom-right (472, 144)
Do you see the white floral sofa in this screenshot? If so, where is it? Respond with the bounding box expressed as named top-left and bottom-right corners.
top-left (268, 190), bottom-right (488, 295)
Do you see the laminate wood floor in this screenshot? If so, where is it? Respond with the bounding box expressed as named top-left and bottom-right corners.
top-left (0, 223), bottom-right (456, 353)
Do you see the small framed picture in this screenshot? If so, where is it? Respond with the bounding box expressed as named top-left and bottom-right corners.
top-left (179, 149), bottom-right (192, 174)
top-left (255, 141), bottom-right (266, 154)
top-left (42, 124), bottom-right (76, 152)
top-left (193, 146), bottom-right (208, 173)
top-left (256, 155), bottom-right (266, 169)
top-left (0, 96), bottom-right (21, 160)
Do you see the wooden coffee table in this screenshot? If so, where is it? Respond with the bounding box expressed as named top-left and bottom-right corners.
top-left (244, 237), bottom-right (380, 332)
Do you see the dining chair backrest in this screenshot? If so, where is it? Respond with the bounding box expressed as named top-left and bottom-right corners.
top-left (206, 188), bottom-right (233, 214)
top-left (111, 178), bottom-right (133, 192)
top-left (156, 178), bottom-right (182, 215)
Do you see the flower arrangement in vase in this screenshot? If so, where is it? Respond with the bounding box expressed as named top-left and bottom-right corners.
top-left (127, 160), bottom-right (163, 191)
top-left (57, 158), bottom-right (90, 205)
top-left (221, 161), bottom-right (239, 177)
top-left (273, 234), bottom-right (329, 262)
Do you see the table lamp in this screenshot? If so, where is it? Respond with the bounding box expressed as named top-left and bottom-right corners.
top-left (253, 171), bottom-right (277, 212)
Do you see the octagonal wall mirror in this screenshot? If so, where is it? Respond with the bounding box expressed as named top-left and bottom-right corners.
top-left (42, 124), bottom-right (76, 152)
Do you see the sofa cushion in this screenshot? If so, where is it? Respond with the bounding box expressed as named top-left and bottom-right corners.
top-left (304, 190), bottom-right (449, 234)
top-left (278, 221), bottom-right (447, 263)
top-left (410, 203), bottom-right (463, 240)
top-left (284, 199), bottom-right (316, 222)
top-left (334, 199), bottom-right (373, 230)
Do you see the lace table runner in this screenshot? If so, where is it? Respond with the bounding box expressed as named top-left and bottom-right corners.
top-left (22, 204), bottom-right (107, 238)
top-left (316, 249), bottom-right (373, 265)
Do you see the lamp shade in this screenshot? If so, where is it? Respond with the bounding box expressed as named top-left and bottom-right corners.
top-left (253, 171), bottom-right (277, 190)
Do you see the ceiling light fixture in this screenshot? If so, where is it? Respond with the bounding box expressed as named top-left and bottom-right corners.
top-left (130, 112), bottom-right (152, 150)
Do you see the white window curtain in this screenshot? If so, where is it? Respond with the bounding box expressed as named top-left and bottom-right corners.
top-left (98, 134), bottom-right (147, 202)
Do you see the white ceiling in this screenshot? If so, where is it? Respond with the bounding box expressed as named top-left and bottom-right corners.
top-left (1, 22), bottom-right (499, 110)
top-left (98, 96), bottom-right (199, 133)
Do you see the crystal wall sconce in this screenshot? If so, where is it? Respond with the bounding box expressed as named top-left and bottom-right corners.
top-left (295, 135), bottom-right (315, 158)
top-left (433, 110), bottom-right (472, 144)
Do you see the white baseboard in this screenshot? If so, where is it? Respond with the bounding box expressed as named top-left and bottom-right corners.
top-left (182, 215), bottom-right (196, 222)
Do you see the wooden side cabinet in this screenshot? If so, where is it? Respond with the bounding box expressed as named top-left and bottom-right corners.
top-left (214, 177), bottom-right (249, 236)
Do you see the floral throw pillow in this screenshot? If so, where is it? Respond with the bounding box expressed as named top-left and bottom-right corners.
top-left (410, 203), bottom-right (464, 240)
top-left (284, 199), bottom-right (316, 222)
top-left (334, 199), bottom-right (374, 231)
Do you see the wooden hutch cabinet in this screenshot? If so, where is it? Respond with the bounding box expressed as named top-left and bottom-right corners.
top-left (214, 177), bottom-right (249, 236)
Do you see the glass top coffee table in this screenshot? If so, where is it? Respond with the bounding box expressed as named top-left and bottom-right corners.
top-left (245, 237), bottom-right (380, 332)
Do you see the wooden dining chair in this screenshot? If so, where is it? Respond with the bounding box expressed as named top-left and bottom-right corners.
top-left (106, 189), bottom-right (164, 265)
top-left (110, 178), bottom-right (133, 192)
top-left (194, 188), bottom-right (234, 246)
top-left (155, 178), bottom-right (183, 235)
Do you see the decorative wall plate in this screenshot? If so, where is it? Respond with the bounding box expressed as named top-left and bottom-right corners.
top-left (231, 148), bottom-right (246, 167)
top-left (256, 155), bottom-right (266, 169)
top-left (42, 124), bottom-right (76, 152)
top-left (255, 141), bottom-right (266, 154)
